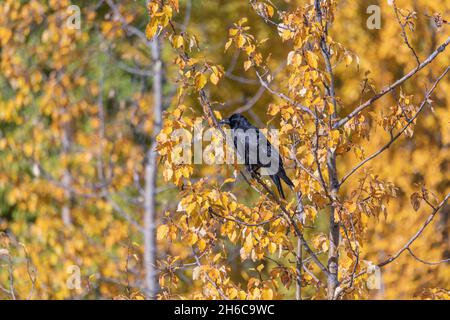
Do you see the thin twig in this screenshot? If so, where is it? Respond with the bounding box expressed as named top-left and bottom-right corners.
top-left (208, 207), bottom-right (281, 227)
top-left (193, 252), bottom-right (229, 300)
top-left (378, 193), bottom-right (450, 267)
top-left (340, 66), bottom-right (449, 186)
top-left (393, 1), bottom-right (420, 66)
top-left (406, 248), bottom-right (450, 266)
top-left (335, 36), bottom-right (450, 129)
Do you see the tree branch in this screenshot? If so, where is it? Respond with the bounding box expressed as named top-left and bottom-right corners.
top-left (406, 248), bottom-right (450, 266)
top-left (334, 36), bottom-right (450, 129)
top-left (378, 193), bottom-right (450, 267)
top-left (254, 69), bottom-right (317, 120)
top-left (339, 66), bottom-right (449, 186)
top-left (193, 252), bottom-right (229, 300)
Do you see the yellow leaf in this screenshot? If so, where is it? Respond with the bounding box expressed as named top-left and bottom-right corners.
top-left (227, 201), bottom-right (237, 212)
top-left (262, 288), bottom-right (273, 300)
top-left (168, 0), bottom-right (179, 12)
top-left (222, 178), bottom-right (236, 186)
top-left (186, 202), bottom-right (197, 215)
top-left (187, 233), bottom-right (198, 245)
top-left (345, 54), bottom-right (353, 66)
top-left (331, 130), bottom-right (340, 143)
top-left (210, 72), bottom-right (220, 85)
top-left (156, 225), bottom-right (169, 241)
top-left (244, 60), bottom-right (252, 71)
top-left (244, 233), bottom-right (253, 253)
top-left (229, 28), bottom-right (239, 36)
top-left (238, 17), bottom-right (248, 25)
top-left (192, 266), bottom-right (202, 280)
top-left (287, 51), bottom-right (302, 66)
top-left (228, 287), bottom-right (238, 299)
top-left (145, 23), bottom-right (158, 39)
top-left (306, 51), bottom-right (318, 69)
top-left (163, 166), bottom-right (173, 181)
top-left (345, 202), bottom-right (357, 213)
top-left (305, 153), bottom-right (314, 166)
top-left (197, 239), bottom-right (207, 252)
top-left (173, 35), bottom-right (184, 48)
top-left (266, 5), bottom-right (274, 17)
top-left (236, 34), bottom-right (246, 48)
top-left (312, 233), bottom-right (329, 252)
top-left (195, 73), bottom-right (207, 90)
top-left (267, 104), bottom-right (280, 116)
top-left (225, 39), bottom-right (233, 51)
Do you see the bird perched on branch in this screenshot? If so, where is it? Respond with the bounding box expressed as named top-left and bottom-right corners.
top-left (219, 113), bottom-right (294, 199)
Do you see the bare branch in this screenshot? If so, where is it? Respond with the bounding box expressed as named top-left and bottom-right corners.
top-left (406, 248), bottom-right (450, 266)
top-left (392, 2), bottom-right (420, 66)
top-left (233, 63), bottom-right (286, 114)
top-left (118, 62), bottom-right (153, 77)
top-left (233, 86), bottom-right (266, 114)
top-left (334, 36), bottom-right (450, 129)
top-left (21, 244), bottom-right (37, 300)
top-left (340, 66), bottom-right (449, 186)
top-left (378, 192), bottom-right (450, 267)
top-left (104, 193), bottom-right (144, 233)
top-left (105, 0), bottom-right (152, 46)
top-left (254, 69), bottom-right (317, 120)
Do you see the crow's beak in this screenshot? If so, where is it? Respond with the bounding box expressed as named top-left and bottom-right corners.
top-left (219, 118), bottom-right (230, 126)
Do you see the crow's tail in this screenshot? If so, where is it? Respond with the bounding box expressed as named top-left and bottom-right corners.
top-left (279, 169), bottom-right (294, 190)
top-left (270, 175), bottom-right (286, 199)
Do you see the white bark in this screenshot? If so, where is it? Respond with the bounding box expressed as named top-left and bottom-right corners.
top-left (144, 37), bottom-right (163, 300)
top-left (61, 124), bottom-right (73, 226)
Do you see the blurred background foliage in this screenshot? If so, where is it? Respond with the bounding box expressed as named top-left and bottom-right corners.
top-left (0, 0), bottom-right (449, 299)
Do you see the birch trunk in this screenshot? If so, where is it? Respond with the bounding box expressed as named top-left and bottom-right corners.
top-left (327, 150), bottom-right (340, 299)
top-left (144, 37), bottom-right (163, 299)
top-left (61, 123), bottom-right (73, 227)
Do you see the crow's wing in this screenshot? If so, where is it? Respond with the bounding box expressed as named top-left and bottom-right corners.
top-left (232, 128), bottom-right (248, 164)
top-left (231, 125), bottom-right (262, 167)
top-left (258, 131), bottom-right (284, 175)
top-left (232, 127), bottom-right (282, 171)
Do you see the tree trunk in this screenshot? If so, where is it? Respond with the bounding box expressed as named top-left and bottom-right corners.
top-left (144, 37), bottom-right (163, 300)
top-left (61, 123), bottom-right (73, 226)
top-left (295, 192), bottom-right (305, 300)
top-left (296, 237), bottom-right (303, 300)
top-left (327, 150), bottom-right (340, 299)
top-left (314, 0), bottom-right (341, 300)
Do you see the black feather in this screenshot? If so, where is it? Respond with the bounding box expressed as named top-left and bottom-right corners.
top-left (220, 113), bottom-right (295, 199)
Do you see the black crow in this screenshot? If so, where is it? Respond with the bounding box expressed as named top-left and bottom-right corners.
top-left (219, 113), bottom-right (294, 199)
